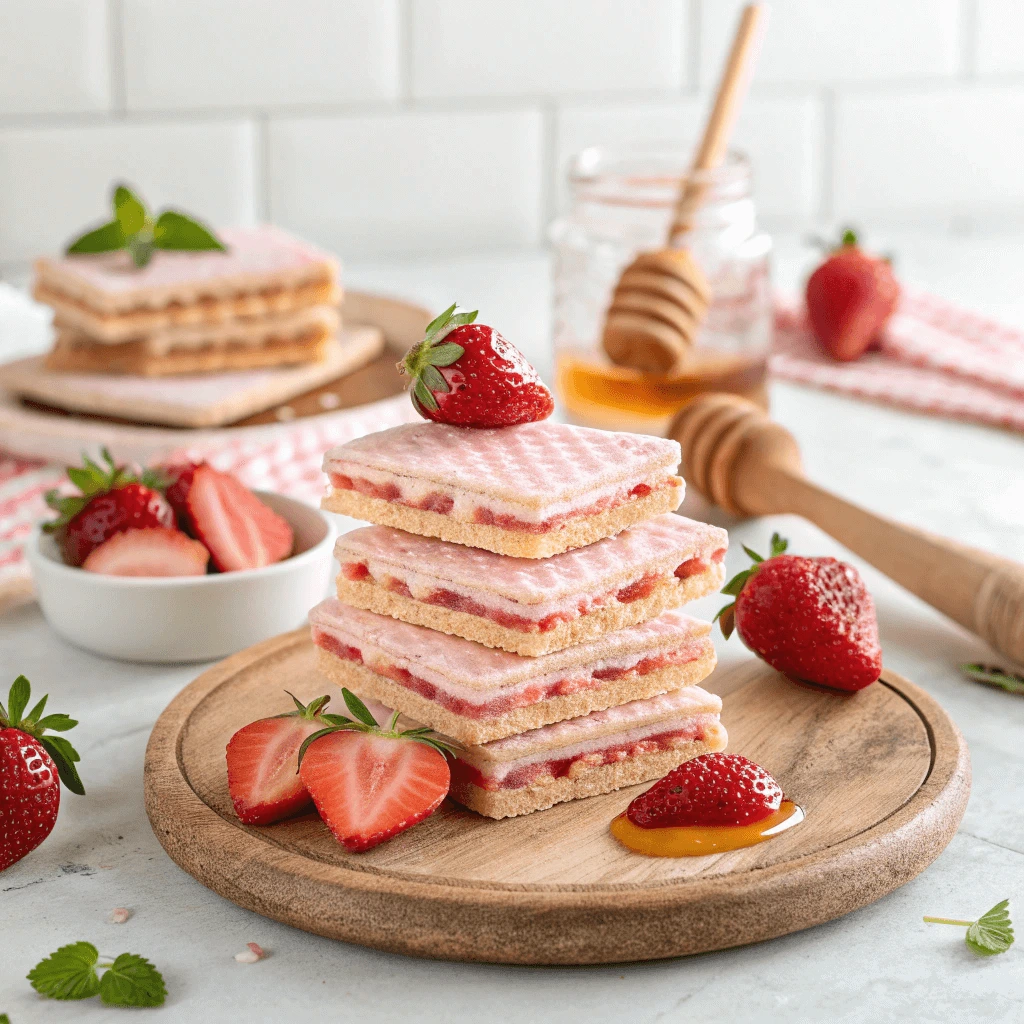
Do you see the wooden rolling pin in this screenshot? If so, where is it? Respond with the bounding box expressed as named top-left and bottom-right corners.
top-left (669, 393), bottom-right (1024, 666)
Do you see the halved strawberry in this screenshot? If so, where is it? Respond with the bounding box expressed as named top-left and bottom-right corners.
top-left (298, 689), bottom-right (453, 852)
top-left (162, 461), bottom-right (201, 527)
top-left (81, 527), bottom-right (209, 577)
top-left (226, 692), bottom-right (333, 826)
top-left (184, 464), bottom-right (293, 572)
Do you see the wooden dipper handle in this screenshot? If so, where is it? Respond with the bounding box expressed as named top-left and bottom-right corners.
top-left (670, 394), bottom-right (1024, 666)
top-left (669, 3), bottom-right (766, 243)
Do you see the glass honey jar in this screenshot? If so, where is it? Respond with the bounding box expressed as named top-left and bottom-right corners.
top-left (550, 145), bottom-right (772, 435)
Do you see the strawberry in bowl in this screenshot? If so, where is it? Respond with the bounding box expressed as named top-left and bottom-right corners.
top-left (29, 451), bottom-right (335, 662)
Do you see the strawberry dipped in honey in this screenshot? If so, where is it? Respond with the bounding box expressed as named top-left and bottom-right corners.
top-left (611, 752), bottom-right (802, 856)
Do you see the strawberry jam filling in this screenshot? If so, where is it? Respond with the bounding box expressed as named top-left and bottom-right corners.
top-left (339, 545), bottom-right (725, 635)
top-left (329, 473), bottom-right (676, 533)
top-left (313, 628), bottom-right (705, 720)
top-left (452, 723), bottom-right (708, 792)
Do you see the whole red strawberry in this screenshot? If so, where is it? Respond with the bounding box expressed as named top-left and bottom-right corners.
top-left (718, 533), bottom-right (882, 691)
top-left (0, 675), bottom-right (84, 872)
top-left (400, 303), bottom-right (554, 428)
top-left (44, 448), bottom-right (174, 566)
top-left (626, 753), bottom-right (783, 829)
top-left (805, 228), bottom-right (900, 362)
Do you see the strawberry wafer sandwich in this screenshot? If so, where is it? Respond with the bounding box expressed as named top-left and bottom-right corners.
top-left (306, 304), bottom-right (730, 827)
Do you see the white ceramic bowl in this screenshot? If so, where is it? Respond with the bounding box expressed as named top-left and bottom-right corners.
top-left (28, 491), bottom-right (336, 664)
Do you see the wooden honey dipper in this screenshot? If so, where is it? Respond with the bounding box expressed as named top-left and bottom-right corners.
top-left (670, 393), bottom-right (1024, 667)
top-left (601, 3), bottom-right (766, 375)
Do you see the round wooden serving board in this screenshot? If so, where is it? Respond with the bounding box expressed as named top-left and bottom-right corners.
top-left (144, 632), bottom-right (970, 965)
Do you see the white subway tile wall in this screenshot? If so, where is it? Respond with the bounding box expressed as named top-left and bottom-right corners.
top-left (0, 0), bottom-right (1020, 268)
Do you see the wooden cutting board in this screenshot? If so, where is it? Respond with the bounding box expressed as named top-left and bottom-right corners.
top-left (144, 630), bottom-right (970, 964)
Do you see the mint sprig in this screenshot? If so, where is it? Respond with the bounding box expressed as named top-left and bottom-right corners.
top-left (66, 183), bottom-right (226, 268)
top-left (961, 663), bottom-right (1024, 696)
top-left (27, 942), bottom-right (166, 1007)
top-left (924, 899), bottom-right (1015, 956)
top-left (296, 687), bottom-right (457, 766)
top-left (398, 303), bottom-right (478, 413)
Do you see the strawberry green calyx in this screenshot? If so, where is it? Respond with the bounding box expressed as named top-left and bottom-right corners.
top-left (398, 303), bottom-right (478, 413)
top-left (0, 675), bottom-right (84, 795)
top-left (296, 688), bottom-right (457, 767)
top-left (273, 691), bottom-right (333, 721)
top-left (715, 532), bottom-right (789, 639)
top-left (43, 448), bottom-right (165, 532)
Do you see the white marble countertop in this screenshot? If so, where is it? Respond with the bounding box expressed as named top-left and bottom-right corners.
top-left (3, 234), bottom-right (1023, 1023)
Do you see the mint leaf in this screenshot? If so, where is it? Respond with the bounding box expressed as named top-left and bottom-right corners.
top-left (66, 220), bottom-right (124, 255)
top-left (966, 900), bottom-right (1014, 956)
top-left (126, 235), bottom-right (155, 269)
top-left (342, 687), bottom-right (378, 728)
top-left (113, 185), bottom-right (147, 236)
top-left (27, 942), bottom-right (101, 1000)
top-left (153, 211), bottom-right (226, 252)
top-left (98, 953), bottom-right (166, 1007)
top-left (1, 1011), bottom-right (10, 1023)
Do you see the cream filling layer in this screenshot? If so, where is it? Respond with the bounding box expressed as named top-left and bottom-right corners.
top-left (461, 713), bottom-right (724, 784)
top-left (325, 461), bottom-right (678, 525)
top-left (312, 620), bottom-right (709, 704)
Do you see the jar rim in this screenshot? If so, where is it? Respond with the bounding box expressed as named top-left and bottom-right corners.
top-left (568, 143), bottom-right (751, 207)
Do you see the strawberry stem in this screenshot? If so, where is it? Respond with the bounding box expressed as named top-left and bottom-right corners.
top-left (923, 917), bottom-right (974, 927)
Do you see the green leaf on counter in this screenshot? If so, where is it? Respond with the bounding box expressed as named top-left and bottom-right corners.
top-left (962, 663), bottom-right (1024, 695)
top-left (27, 942), bottom-right (101, 1001)
top-left (98, 953), bottom-right (167, 1007)
top-left (27, 943), bottom-right (166, 1007)
top-left (924, 899), bottom-right (1015, 957)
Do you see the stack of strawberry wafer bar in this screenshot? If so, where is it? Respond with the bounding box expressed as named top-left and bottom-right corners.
top-left (311, 418), bottom-right (728, 818)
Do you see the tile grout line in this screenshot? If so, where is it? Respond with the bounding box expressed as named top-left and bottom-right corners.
top-left (254, 113), bottom-right (271, 223)
top-left (687, 0), bottom-right (702, 95)
top-left (107, 0), bottom-right (128, 115)
top-left (958, 0), bottom-right (978, 79)
top-left (958, 828), bottom-right (1024, 858)
top-left (398, 0), bottom-right (414, 107)
top-left (817, 87), bottom-right (835, 226)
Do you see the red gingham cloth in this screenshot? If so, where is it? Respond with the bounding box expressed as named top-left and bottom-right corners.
top-left (772, 292), bottom-right (1024, 431)
top-left (3, 291), bottom-right (1023, 601)
top-left (0, 396), bottom-right (417, 602)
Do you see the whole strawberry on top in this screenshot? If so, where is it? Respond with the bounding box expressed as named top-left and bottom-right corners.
top-left (1, 675), bottom-right (84, 872)
top-left (44, 448), bottom-right (173, 566)
top-left (717, 533), bottom-right (882, 692)
top-left (805, 228), bottom-right (900, 362)
top-left (625, 753), bottom-right (783, 830)
top-left (399, 303), bottom-right (554, 428)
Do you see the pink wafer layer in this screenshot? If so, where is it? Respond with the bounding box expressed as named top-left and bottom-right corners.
top-left (322, 420), bottom-right (682, 523)
top-left (335, 514), bottom-right (727, 612)
top-left (310, 598), bottom-right (710, 699)
top-left (36, 225), bottom-right (338, 308)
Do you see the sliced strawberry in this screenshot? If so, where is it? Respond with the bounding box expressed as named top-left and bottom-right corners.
top-left (184, 465), bottom-right (294, 572)
top-left (163, 461), bottom-right (201, 527)
top-left (297, 688), bottom-right (452, 852)
top-left (226, 693), bottom-right (332, 826)
top-left (81, 527), bottom-right (209, 577)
